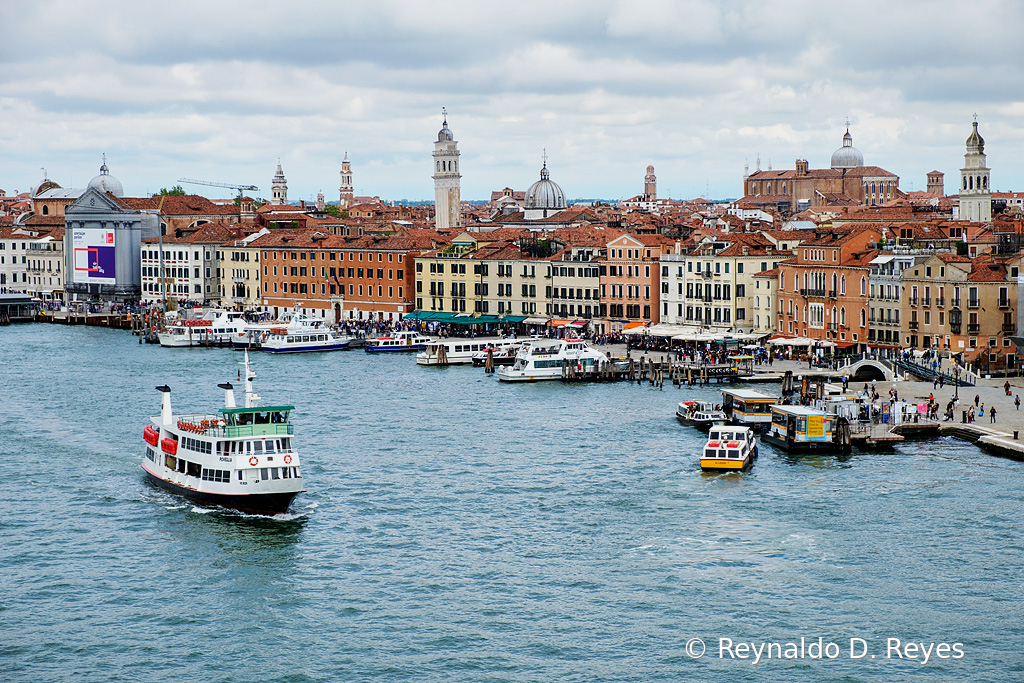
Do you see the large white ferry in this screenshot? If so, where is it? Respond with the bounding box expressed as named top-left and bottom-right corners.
top-left (496, 338), bottom-right (610, 382)
top-left (416, 337), bottom-right (521, 366)
top-left (157, 310), bottom-right (248, 347)
top-left (141, 352), bottom-right (303, 514)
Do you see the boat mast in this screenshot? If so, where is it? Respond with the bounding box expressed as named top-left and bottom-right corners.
top-left (242, 350), bottom-right (261, 407)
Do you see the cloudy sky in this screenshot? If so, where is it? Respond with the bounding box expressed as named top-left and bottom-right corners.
top-left (2, 0), bottom-right (1023, 204)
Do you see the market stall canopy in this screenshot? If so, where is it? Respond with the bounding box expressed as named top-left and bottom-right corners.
top-left (767, 336), bottom-right (813, 347)
top-left (645, 323), bottom-right (691, 337)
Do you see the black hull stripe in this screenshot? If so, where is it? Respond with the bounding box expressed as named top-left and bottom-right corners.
top-left (144, 471), bottom-right (298, 515)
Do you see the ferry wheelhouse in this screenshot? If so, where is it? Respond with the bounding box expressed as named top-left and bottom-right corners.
top-left (140, 352), bottom-right (303, 514)
top-left (364, 330), bottom-right (434, 353)
top-left (496, 338), bottom-right (610, 382)
top-left (416, 337), bottom-right (521, 366)
top-left (763, 405), bottom-right (842, 452)
top-left (721, 389), bottom-right (778, 430)
top-left (700, 425), bottom-right (758, 471)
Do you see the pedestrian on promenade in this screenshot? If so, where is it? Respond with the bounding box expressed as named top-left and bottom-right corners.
top-left (975, 394), bottom-right (980, 407)
top-left (979, 403), bottom-right (985, 418)
top-left (1016, 395), bottom-right (1021, 411)
top-left (1005, 381), bottom-right (1011, 396)
top-left (990, 407), bottom-right (997, 423)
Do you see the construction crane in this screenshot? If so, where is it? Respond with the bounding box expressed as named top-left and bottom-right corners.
top-left (178, 178), bottom-right (259, 199)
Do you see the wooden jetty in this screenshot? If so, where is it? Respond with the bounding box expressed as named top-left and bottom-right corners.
top-left (560, 355), bottom-right (754, 387)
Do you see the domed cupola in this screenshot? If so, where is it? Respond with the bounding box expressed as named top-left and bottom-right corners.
top-left (524, 153), bottom-right (566, 213)
top-left (966, 120), bottom-right (985, 154)
top-left (830, 125), bottom-right (864, 170)
top-left (437, 113), bottom-right (454, 142)
top-left (86, 154), bottom-right (125, 197)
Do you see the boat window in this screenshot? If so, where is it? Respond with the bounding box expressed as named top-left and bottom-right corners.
top-left (729, 450), bottom-right (740, 459)
top-left (253, 441), bottom-right (264, 453)
top-left (282, 468), bottom-right (291, 479)
top-left (237, 470), bottom-right (243, 481)
top-left (271, 468), bottom-right (281, 480)
top-left (165, 455), bottom-right (176, 469)
top-left (260, 467), bottom-right (268, 480)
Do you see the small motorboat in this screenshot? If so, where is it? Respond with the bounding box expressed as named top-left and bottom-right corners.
top-left (676, 400), bottom-right (728, 430)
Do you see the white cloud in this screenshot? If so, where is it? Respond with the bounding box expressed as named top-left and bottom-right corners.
top-left (1, 1), bottom-right (1023, 200)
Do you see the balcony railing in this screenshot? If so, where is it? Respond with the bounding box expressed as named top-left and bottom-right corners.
top-left (827, 290), bottom-right (837, 299)
top-left (909, 297), bottom-right (919, 306)
top-left (950, 299), bottom-right (961, 309)
top-left (968, 299), bottom-right (980, 309)
top-left (998, 298), bottom-right (1011, 308)
top-left (1003, 323), bottom-right (1017, 333)
top-left (922, 297), bottom-right (931, 306)
top-left (801, 288), bottom-right (826, 298)
top-left (908, 320), bottom-right (919, 330)
top-left (949, 324), bottom-right (961, 334)
top-left (935, 297), bottom-right (945, 307)
top-left (967, 323), bottom-right (980, 333)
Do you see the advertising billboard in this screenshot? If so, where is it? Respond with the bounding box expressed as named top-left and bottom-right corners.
top-left (72, 228), bottom-right (116, 285)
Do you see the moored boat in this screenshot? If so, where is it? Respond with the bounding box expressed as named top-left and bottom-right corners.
top-left (364, 330), bottom-right (434, 352)
top-left (261, 328), bottom-right (350, 353)
top-left (721, 388), bottom-right (778, 431)
top-left (417, 337), bottom-right (521, 366)
top-left (700, 425), bottom-right (758, 471)
top-left (763, 404), bottom-right (849, 452)
top-left (140, 352), bottom-right (303, 515)
top-left (157, 310), bottom-right (248, 348)
top-left (676, 400), bottom-right (728, 430)
top-left (496, 337), bottom-right (610, 382)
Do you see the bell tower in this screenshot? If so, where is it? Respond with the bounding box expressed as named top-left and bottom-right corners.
top-left (643, 165), bottom-right (657, 200)
top-left (432, 108), bottom-right (462, 230)
top-left (959, 116), bottom-right (991, 222)
top-left (271, 159), bottom-right (288, 205)
top-left (339, 152), bottom-right (353, 209)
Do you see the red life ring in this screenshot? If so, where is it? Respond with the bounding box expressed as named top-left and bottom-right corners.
top-left (284, 454), bottom-right (292, 464)
top-left (249, 456), bottom-right (258, 466)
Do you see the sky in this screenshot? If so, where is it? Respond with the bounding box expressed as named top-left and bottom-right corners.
top-left (2, 0), bottom-right (1023, 204)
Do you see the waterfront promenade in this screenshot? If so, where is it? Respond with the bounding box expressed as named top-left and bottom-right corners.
top-left (598, 344), bottom-right (1024, 459)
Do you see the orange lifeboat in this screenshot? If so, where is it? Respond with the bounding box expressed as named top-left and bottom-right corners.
top-left (143, 424), bottom-right (159, 446)
top-left (160, 438), bottom-right (178, 455)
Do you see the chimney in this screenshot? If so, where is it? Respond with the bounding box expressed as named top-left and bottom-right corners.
top-left (218, 382), bottom-right (236, 408)
top-left (675, 240), bottom-right (681, 255)
top-left (157, 385), bottom-right (172, 426)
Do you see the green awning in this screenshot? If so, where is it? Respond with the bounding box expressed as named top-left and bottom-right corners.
top-left (501, 316), bottom-right (527, 323)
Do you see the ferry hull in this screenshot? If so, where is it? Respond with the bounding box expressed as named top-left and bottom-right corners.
top-left (364, 344), bottom-right (426, 353)
top-left (144, 470), bottom-right (299, 515)
top-left (762, 432), bottom-right (839, 452)
top-left (700, 458), bottom-right (751, 471)
top-left (262, 342), bottom-right (350, 353)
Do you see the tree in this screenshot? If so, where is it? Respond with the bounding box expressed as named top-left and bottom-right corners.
top-left (157, 185), bottom-right (186, 196)
top-left (323, 204), bottom-right (342, 218)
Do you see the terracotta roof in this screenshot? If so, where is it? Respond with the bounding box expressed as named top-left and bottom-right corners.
top-left (753, 267), bottom-right (781, 277)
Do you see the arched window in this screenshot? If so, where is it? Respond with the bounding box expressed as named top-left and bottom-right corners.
top-left (969, 176), bottom-right (974, 190)
top-left (831, 306), bottom-right (836, 323)
top-left (841, 307), bottom-right (847, 326)
top-left (42, 205), bottom-right (48, 215)
top-left (841, 275), bottom-right (846, 294)
top-left (860, 276), bottom-right (866, 295)
top-left (964, 176), bottom-right (968, 190)
top-left (860, 308), bottom-right (866, 327)
top-left (832, 273), bottom-right (838, 293)
top-left (983, 176), bottom-right (987, 189)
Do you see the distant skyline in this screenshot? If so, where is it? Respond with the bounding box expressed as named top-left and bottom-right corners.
top-left (2, 1), bottom-right (1023, 204)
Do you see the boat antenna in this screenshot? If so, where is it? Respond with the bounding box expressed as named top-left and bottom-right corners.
top-left (242, 350), bottom-right (261, 407)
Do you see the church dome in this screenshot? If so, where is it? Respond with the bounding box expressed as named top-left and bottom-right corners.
top-left (830, 127), bottom-right (864, 169)
top-left (525, 161), bottom-right (566, 210)
top-left (437, 114), bottom-right (454, 142)
top-left (966, 120), bottom-right (985, 154)
top-left (87, 157), bottom-right (124, 197)
top-left (33, 178), bottom-right (61, 196)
